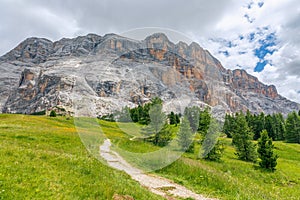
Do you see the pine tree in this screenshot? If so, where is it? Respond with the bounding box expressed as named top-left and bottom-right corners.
top-left (177, 116), bottom-right (194, 152)
top-left (232, 112), bottom-right (257, 162)
top-left (184, 106), bottom-right (200, 133)
top-left (201, 118), bottom-right (224, 161)
top-left (265, 114), bottom-right (275, 140)
top-left (285, 111), bottom-right (300, 143)
top-left (273, 113), bottom-right (285, 141)
top-left (253, 112), bottom-right (265, 140)
top-left (245, 110), bottom-right (254, 130)
top-left (223, 113), bottom-right (233, 138)
top-left (141, 103), bottom-right (166, 144)
top-left (49, 110), bottom-right (56, 117)
top-left (155, 123), bottom-right (173, 146)
top-left (175, 114), bottom-right (180, 124)
top-left (198, 107), bottom-right (211, 134)
top-left (169, 111), bottom-right (176, 125)
top-left (257, 130), bottom-right (278, 171)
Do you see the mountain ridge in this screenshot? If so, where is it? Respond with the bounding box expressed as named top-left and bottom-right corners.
top-left (0, 33), bottom-right (299, 116)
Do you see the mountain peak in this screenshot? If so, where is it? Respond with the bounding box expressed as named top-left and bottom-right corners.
top-left (144, 32), bottom-right (170, 41)
top-left (0, 37), bottom-right (54, 63)
top-left (0, 32), bottom-right (299, 115)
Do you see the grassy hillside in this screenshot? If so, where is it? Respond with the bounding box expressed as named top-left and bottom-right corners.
top-left (1, 114), bottom-right (299, 200)
top-left (98, 120), bottom-right (300, 200)
top-left (0, 114), bottom-right (163, 200)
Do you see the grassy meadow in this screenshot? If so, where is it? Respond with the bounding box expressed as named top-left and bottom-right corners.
top-left (0, 114), bottom-right (163, 200)
top-left (0, 114), bottom-right (299, 199)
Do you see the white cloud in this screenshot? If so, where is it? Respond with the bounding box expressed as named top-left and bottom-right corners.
top-left (195, 0), bottom-right (300, 103)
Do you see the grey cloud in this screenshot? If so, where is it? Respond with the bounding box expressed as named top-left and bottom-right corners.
top-left (0, 0), bottom-right (234, 55)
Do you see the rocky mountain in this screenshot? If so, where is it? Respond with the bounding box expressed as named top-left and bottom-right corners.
top-left (0, 33), bottom-right (299, 117)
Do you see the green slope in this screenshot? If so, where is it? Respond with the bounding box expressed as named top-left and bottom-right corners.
top-left (0, 114), bottom-right (163, 200)
top-left (1, 114), bottom-right (299, 200)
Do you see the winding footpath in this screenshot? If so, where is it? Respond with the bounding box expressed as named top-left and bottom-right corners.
top-left (100, 139), bottom-right (216, 200)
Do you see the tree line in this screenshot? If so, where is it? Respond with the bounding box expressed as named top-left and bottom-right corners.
top-left (223, 110), bottom-right (300, 144)
top-left (101, 98), bottom-right (300, 171)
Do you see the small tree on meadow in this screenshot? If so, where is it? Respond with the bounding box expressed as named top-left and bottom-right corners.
top-left (177, 116), bottom-right (194, 152)
top-left (257, 130), bottom-right (278, 171)
top-left (201, 118), bottom-right (225, 161)
top-left (141, 102), bottom-right (168, 146)
top-left (169, 111), bottom-right (177, 125)
top-left (50, 110), bottom-right (56, 117)
top-left (155, 123), bottom-right (173, 146)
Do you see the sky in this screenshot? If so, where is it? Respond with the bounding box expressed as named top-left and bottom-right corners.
top-left (1, 0), bottom-right (300, 103)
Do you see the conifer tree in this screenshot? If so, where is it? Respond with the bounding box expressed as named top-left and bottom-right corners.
top-left (223, 113), bottom-right (233, 138)
top-left (201, 118), bottom-right (224, 161)
top-left (184, 106), bottom-right (200, 133)
top-left (232, 112), bottom-right (257, 162)
top-left (141, 102), bottom-right (166, 144)
top-left (257, 130), bottom-right (278, 171)
top-left (285, 111), bottom-right (300, 143)
top-left (198, 107), bottom-right (211, 134)
top-left (50, 110), bottom-right (56, 117)
top-left (177, 116), bottom-right (194, 152)
top-left (155, 123), bottom-right (172, 146)
top-left (169, 111), bottom-right (177, 125)
top-left (253, 112), bottom-right (265, 140)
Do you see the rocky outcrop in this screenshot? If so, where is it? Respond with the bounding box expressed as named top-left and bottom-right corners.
top-left (0, 33), bottom-right (299, 116)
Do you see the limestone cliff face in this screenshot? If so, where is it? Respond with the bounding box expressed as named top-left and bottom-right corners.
top-left (0, 33), bottom-right (299, 116)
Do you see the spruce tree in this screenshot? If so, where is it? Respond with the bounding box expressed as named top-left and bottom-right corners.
top-left (285, 111), bottom-right (300, 143)
top-left (177, 116), bottom-right (194, 152)
top-left (198, 107), bottom-right (211, 134)
top-left (184, 106), bottom-right (200, 133)
top-left (169, 111), bottom-right (176, 125)
top-left (155, 123), bottom-right (172, 146)
top-left (265, 114), bottom-right (275, 140)
top-left (49, 110), bottom-right (56, 117)
top-left (223, 114), bottom-right (233, 138)
top-left (253, 112), bottom-right (265, 140)
top-left (141, 103), bottom-right (166, 144)
top-left (175, 114), bottom-right (181, 125)
top-left (257, 130), bottom-right (278, 171)
top-left (232, 112), bottom-right (257, 162)
top-left (201, 118), bottom-right (224, 161)
top-left (273, 113), bottom-right (285, 141)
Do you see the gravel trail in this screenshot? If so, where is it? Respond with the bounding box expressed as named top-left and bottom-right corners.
top-left (100, 139), bottom-right (216, 200)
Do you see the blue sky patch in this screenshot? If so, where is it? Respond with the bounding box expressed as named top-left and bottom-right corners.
top-left (254, 60), bottom-right (268, 72)
top-left (253, 32), bottom-right (277, 72)
top-left (254, 32), bottom-right (276, 60)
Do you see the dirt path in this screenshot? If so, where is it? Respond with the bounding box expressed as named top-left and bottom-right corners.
top-left (100, 139), bottom-right (216, 200)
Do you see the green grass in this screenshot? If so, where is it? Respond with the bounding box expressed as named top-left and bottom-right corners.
top-left (1, 114), bottom-right (299, 200)
top-left (97, 119), bottom-right (300, 200)
top-left (0, 114), bottom-right (163, 200)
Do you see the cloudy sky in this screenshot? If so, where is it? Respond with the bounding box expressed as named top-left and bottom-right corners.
top-left (1, 0), bottom-right (300, 103)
